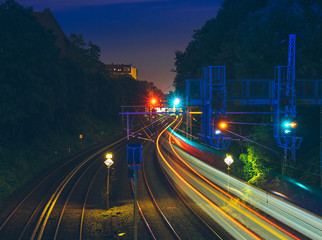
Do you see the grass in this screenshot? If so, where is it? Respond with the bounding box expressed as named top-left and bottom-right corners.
top-left (83, 202), bottom-right (134, 240)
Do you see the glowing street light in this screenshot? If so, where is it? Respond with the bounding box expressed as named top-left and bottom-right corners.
top-left (224, 154), bottom-right (233, 169)
top-left (224, 154), bottom-right (233, 193)
top-left (106, 153), bottom-right (113, 160)
top-left (104, 153), bottom-right (114, 209)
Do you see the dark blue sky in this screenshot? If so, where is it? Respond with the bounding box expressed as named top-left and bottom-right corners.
top-left (17, 0), bottom-right (221, 92)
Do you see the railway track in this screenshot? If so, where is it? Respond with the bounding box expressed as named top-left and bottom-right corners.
top-left (0, 134), bottom-right (128, 240)
top-left (136, 117), bottom-right (229, 240)
top-left (156, 116), bottom-right (315, 240)
top-left (0, 116), bottom-right (233, 240)
top-left (0, 117), bottom-right (165, 240)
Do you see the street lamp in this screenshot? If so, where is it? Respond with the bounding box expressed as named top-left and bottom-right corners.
top-left (224, 155), bottom-right (234, 193)
top-left (104, 153), bottom-right (114, 209)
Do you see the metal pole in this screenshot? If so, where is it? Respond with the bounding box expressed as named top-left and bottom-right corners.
top-left (133, 169), bottom-right (137, 240)
top-left (320, 107), bottom-right (322, 188)
top-left (127, 113), bottom-right (130, 140)
top-left (122, 106), bottom-right (124, 129)
top-left (107, 167), bottom-right (110, 209)
top-left (282, 151), bottom-right (287, 175)
top-left (227, 167), bottom-right (230, 193)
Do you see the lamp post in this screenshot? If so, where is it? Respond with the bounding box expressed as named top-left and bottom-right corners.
top-left (104, 153), bottom-right (114, 209)
top-left (224, 155), bottom-right (234, 193)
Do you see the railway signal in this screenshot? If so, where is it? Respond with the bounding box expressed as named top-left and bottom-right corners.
top-left (173, 97), bottom-right (180, 106)
top-left (215, 120), bottom-right (228, 134)
top-left (282, 121), bottom-right (297, 134)
top-left (218, 120), bottom-right (228, 129)
top-left (150, 97), bottom-right (157, 106)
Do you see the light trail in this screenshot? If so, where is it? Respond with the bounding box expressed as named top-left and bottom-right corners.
top-left (167, 129), bottom-right (300, 240)
top-left (164, 127), bottom-right (322, 239)
top-left (156, 118), bottom-right (261, 240)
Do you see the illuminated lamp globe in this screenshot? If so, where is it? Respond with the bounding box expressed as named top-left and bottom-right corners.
top-left (224, 155), bottom-right (234, 166)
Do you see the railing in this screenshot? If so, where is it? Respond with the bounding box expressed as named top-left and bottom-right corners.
top-left (186, 79), bottom-right (322, 106)
top-left (227, 79), bottom-right (322, 105)
top-left (226, 79), bottom-right (322, 105)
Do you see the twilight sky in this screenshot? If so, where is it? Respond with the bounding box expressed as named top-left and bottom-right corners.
top-left (16, 0), bottom-right (221, 92)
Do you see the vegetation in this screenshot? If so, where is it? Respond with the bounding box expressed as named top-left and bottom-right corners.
top-left (174, 0), bottom-right (322, 188)
top-left (0, 0), bottom-right (162, 204)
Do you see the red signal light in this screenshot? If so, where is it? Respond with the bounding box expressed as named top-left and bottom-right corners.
top-left (150, 98), bottom-right (157, 105)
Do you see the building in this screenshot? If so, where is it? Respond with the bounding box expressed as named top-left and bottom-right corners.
top-left (33, 8), bottom-right (70, 56)
top-left (106, 64), bottom-right (138, 80)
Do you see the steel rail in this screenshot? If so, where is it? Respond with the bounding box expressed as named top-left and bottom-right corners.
top-left (127, 117), bottom-right (180, 240)
top-left (79, 164), bottom-right (103, 240)
top-left (158, 119), bottom-right (225, 240)
top-left (30, 136), bottom-right (128, 240)
top-left (53, 154), bottom-right (102, 239)
top-left (0, 116), bottom-right (170, 240)
top-left (55, 142), bottom-right (126, 240)
top-left (141, 143), bottom-right (181, 240)
top-left (0, 139), bottom-right (110, 232)
top-left (0, 134), bottom-right (126, 240)
top-left (163, 122), bottom-right (309, 239)
top-left (34, 118), bottom-right (165, 239)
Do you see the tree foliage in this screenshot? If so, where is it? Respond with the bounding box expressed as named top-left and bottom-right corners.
top-left (0, 0), bottom-right (161, 202)
top-left (174, 0), bottom-right (322, 93)
top-left (173, 0), bottom-right (322, 187)
top-left (0, 0), bottom-right (156, 140)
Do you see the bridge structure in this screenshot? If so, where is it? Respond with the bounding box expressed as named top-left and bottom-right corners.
top-left (185, 35), bottom-right (322, 181)
top-left (185, 76), bottom-right (322, 147)
top-left (119, 35), bottom-right (321, 186)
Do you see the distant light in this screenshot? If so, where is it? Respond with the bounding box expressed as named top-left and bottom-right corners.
top-left (218, 121), bottom-right (228, 129)
top-left (174, 98), bottom-right (180, 106)
top-left (150, 98), bottom-right (157, 105)
top-left (224, 155), bottom-right (233, 166)
top-left (295, 182), bottom-right (310, 191)
top-left (284, 130), bottom-right (291, 134)
top-left (271, 191), bottom-right (290, 199)
top-left (284, 121), bottom-right (297, 128)
top-left (215, 130), bottom-right (221, 135)
top-left (106, 153), bottom-right (113, 159)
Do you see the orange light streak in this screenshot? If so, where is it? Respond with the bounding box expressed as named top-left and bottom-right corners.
top-left (156, 118), bottom-right (261, 240)
top-left (168, 129), bottom-right (301, 240)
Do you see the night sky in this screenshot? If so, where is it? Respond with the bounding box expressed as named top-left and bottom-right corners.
top-left (16, 0), bottom-right (221, 92)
